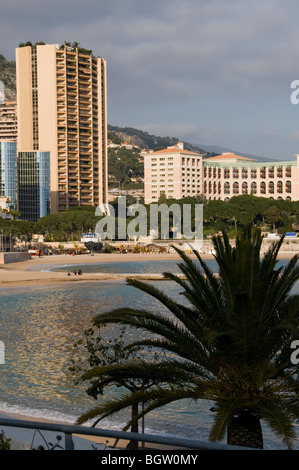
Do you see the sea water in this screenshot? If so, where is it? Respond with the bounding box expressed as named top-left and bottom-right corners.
top-left (0, 258), bottom-right (298, 449)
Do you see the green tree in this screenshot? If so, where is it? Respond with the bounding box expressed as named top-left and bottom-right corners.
top-left (264, 205), bottom-right (283, 231)
top-left (76, 228), bottom-right (299, 449)
top-left (71, 326), bottom-right (161, 449)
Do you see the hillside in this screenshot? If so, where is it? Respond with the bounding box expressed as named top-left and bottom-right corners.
top-left (108, 124), bottom-right (214, 155)
top-left (0, 54), bottom-right (16, 101)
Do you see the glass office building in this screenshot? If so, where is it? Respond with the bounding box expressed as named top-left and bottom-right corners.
top-left (0, 141), bottom-right (17, 209)
top-left (18, 151), bottom-right (50, 221)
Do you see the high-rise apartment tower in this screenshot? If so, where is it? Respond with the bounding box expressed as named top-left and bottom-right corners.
top-left (0, 101), bottom-right (18, 142)
top-left (16, 43), bottom-right (108, 213)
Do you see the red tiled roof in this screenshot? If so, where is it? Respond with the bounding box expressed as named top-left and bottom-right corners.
top-left (151, 148), bottom-right (202, 156)
top-left (205, 153), bottom-right (254, 161)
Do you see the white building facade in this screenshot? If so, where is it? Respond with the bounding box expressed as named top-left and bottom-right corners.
top-left (144, 144), bottom-right (299, 204)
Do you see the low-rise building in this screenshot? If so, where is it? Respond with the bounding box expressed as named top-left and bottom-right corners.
top-left (144, 142), bottom-right (203, 203)
top-left (202, 153), bottom-right (299, 201)
top-left (144, 144), bottom-right (299, 203)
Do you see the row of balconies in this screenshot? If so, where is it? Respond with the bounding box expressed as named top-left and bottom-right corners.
top-left (205, 167), bottom-right (293, 179)
top-left (203, 180), bottom-right (292, 195)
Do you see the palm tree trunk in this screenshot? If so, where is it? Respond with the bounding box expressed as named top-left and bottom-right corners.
top-left (126, 402), bottom-right (139, 450)
top-left (227, 412), bottom-right (263, 449)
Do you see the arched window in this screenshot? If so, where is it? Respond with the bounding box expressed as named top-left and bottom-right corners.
top-left (251, 182), bottom-right (257, 194)
top-left (242, 182), bottom-right (248, 194)
top-left (269, 181), bottom-right (274, 194)
top-left (286, 180), bottom-right (291, 193)
top-left (233, 182), bottom-right (239, 194)
top-left (224, 182), bottom-right (230, 194)
top-left (260, 182), bottom-right (266, 194)
top-left (277, 181), bottom-right (283, 194)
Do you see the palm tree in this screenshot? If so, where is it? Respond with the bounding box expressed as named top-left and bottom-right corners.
top-left (76, 228), bottom-right (299, 449)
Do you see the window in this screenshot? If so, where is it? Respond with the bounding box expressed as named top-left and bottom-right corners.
top-left (233, 169), bottom-right (239, 179)
top-left (233, 182), bottom-right (239, 194)
top-left (224, 168), bottom-right (230, 179)
top-left (224, 182), bottom-right (230, 194)
top-left (242, 182), bottom-right (248, 194)
top-left (277, 181), bottom-right (283, 194)
top-left (286, 180), bottom-right (292, 193)
top-left (269, 181), bottom-right (274, 194)
top-left (277, 167), bottom-right (283, 178)
top-left (260, 182), bottom-right (266, 194)
top-left (260, 167), bottom-right (266, 179)
top-left (251, 182), bottom-right (257, 194)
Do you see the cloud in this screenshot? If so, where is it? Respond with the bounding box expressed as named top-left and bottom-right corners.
top-left (1, 0), bottom-right (299, 158)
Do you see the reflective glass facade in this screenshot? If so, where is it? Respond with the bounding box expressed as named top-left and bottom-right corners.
top-left (0, 141), bottom-right (17, 208)
top-left (18, 151), bottom-right (50, 221)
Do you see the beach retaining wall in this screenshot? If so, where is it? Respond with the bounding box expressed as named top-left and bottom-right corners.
top-left (0, 252), bottom-right (30, 264)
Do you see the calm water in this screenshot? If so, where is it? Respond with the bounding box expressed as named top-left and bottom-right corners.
top-left (0, 258), bottom-right (298, 449)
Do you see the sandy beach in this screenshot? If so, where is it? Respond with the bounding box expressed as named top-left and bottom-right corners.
top-left (0, 250), bottom-right (297, 288)
top-left (0, 252), bottom-right (194, 288)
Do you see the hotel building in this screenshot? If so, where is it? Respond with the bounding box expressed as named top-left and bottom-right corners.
top-left (144, 144), bottom-right (299, 203)
top-left (144, 142), bottom-right (203, 203)
top-left (16, 43), bottom-right (108, 213)
top-left (202, 153), bottom-right (299, 201)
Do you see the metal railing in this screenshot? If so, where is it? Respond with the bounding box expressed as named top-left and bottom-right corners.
top-left (0, 417), bottom-right (257, 451)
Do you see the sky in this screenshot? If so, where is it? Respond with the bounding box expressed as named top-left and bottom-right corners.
top-left (1, 0), bottom-right (299, 160)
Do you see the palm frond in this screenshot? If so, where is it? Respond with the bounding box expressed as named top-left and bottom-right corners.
top-left (258, 401), bottom-right (297, 450)
top-left (209, 398), bottom-right (244, 443)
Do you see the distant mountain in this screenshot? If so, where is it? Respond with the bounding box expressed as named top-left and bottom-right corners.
top-left (108, 125), bottom-right (277, 162)
top-left (108, 125), bottom-right (217, 156)
top-left (0, 54), bottom-right (16, 101)
top-left (193, 143), bottom-right (277, 163)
